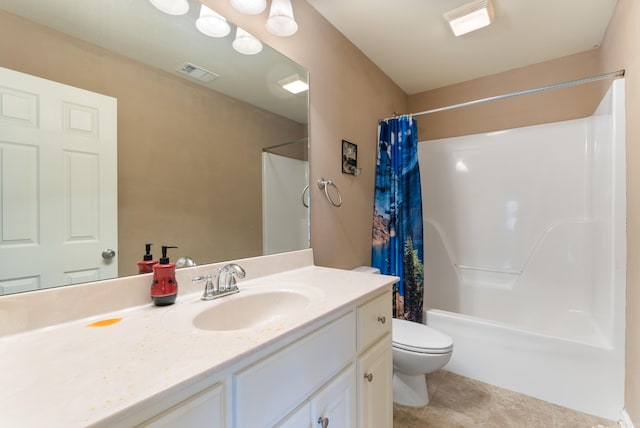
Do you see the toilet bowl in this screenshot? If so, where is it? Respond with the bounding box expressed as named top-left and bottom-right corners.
top-left (392, 318), bottom-right (453, 407)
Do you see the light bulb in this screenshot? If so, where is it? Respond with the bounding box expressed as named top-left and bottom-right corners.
top-left (196, 5), bottom-right (231, 37)
top-left (229, 0), bottom-right (267, 15)
top-left (232, 27), bottom-right (263, 55)
top-left (149, 0), bottom-right (189, 15)
top-left (266, 0), bottom-right (298, 37)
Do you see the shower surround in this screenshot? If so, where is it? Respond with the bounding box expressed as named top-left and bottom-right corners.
top-left (418, 80), bottom-right (626, 420)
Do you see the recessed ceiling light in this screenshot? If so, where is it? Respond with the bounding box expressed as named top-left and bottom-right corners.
top-left (444, 0), bottom-right (495, 37)
top-left (278, 75), bottom-right (308, 94)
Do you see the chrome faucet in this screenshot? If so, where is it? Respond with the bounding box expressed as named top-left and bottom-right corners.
top-left (217, 263), bottom-right (246, 292)
top-left (192, 264), bottom-right (245, 301)
top-left (200, 274), bottom-right (218, 300)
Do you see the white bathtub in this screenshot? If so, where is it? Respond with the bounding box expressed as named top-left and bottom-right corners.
top-left (418, 79), bottom-right (626, 420)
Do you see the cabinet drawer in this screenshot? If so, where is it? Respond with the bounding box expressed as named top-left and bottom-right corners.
top-left (357, 291), bottom-right (392, 353)
top-left (234, 311), bottom-right (356, 428)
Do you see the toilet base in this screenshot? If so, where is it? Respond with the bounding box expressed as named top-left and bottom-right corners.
top-left (393, 371), bottom-right (429, 407)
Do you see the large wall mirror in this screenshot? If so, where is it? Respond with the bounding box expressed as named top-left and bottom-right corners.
top-left (0, 0), bottom-right (309, 295)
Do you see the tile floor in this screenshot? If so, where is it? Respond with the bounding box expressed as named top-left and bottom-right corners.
top-left (393, 371), bottom-right (618, 428)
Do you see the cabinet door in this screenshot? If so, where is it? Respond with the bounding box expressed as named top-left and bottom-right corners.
top-left (358, 334), bottom-right (392, 428)
top-left (138, 383), bottom-right (225, 428)
top-left (234, 312), bottom-right (355, 428)
top-left (310, 365), bottom-right (357, 428)
top-left (276, 402), bottom-right (312, 428)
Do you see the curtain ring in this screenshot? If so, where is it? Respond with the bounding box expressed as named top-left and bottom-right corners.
top-left (302, 184), bottom-right (310, 208)
top-left (317, 178), bottom-right (342, 207)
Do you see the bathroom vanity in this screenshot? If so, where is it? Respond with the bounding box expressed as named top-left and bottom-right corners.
top-left (0, 250), bottom-right (396, 427)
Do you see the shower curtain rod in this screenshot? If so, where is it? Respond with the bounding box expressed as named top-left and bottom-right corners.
top-left (384, 69), bottom-right (625, 121)
top-left (262, 137), bottom-right (308, 152)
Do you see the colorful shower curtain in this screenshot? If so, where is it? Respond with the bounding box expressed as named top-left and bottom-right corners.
top-left (372, 115), bottom-right (424, 322)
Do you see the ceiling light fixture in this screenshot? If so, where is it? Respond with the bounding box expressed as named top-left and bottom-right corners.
top-left (196, 5), bottom-right (231, 37)
top-left (232, 27), bottom-right (263, 55)
top-left (149, 0), bottom-right (189, 15)
top-left (266, 0), bottom-right (298, 37)
top-left (278, 74), bottom-right (308, 94)
top-left (444, 0), bottom-right (495, 37)
top-left (230, 0), bottom-right (267, 15)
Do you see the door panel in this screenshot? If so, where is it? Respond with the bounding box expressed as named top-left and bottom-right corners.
top-left (0, 66), bottom-right (117, 294)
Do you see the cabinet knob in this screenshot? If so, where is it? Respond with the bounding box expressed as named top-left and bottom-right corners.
top-left (364, 372), bottom-right (374, 382)
top-left (317, 416), bottom-right (329, 428)
top-left (377, 316), bottom-right (386, 324)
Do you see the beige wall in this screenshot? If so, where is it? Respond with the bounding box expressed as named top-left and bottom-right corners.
top-left (598, 0), bottom-right (640, 423)
top-left (408, 50), bottom-right (603, 140)
top-left (203, 0), bottom-right (408, 270)
top-left (0, 10), bottom-right (304, 276)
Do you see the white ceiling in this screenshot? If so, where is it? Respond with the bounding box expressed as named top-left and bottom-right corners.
top-left (2, 0), bottom-right (619, 107)
top-left (306, 0), bottom-right (618, 94)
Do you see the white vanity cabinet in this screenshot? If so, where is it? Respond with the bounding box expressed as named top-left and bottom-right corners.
top-left (129, 289), bottom-right (393, 428)
top-left (356, 291), bottom-right (393, 428)
top-left (0, 252), bottom-right (400, 428)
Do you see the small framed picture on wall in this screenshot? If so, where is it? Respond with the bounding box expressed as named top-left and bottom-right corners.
top-left (342, 140), bottom-right (359, 175)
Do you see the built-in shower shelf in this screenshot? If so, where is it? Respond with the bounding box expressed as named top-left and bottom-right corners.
top-left (455, 264), bottom-right (521, 290)
top-left (455, 264), bottom-right (522, 275)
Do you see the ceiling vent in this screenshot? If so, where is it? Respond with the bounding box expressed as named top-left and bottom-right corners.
top-left (177, 62), bottom-right (220, 83)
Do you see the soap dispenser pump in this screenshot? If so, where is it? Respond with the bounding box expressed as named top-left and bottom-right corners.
top-left (137, 243), bottom-right (158, 274)
top-left (151, 245), bottom-right (178, 306)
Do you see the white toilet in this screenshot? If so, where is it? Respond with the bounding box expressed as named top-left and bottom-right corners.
top-left (353, 266), bottom-right (454, 407)
top-left (392, 318), bottom-right (453, 407)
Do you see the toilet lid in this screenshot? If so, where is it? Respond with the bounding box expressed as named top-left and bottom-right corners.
top-left (392, 318), bottom-right (453, 354)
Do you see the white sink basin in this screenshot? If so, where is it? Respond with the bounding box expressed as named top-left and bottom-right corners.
top-left (193, 288), bottom-right (313, 331)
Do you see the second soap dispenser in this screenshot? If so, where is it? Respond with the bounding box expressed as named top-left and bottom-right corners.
top-left (151, 245), bottom-right (178, 306)
top-left (137, 243), bottom-right (158, 274)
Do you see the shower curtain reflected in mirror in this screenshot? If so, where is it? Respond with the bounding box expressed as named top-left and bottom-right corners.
top-left (372, 115), bottom-right (424, 322)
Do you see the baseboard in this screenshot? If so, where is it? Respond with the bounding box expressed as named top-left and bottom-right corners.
top-left (619, 409), bottom-right (635, 428)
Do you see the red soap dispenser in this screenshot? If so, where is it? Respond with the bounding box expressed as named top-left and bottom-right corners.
top-left (137, 243), bottom-right (158, 274)
top-left (151, 245), bottom-right (178, 306)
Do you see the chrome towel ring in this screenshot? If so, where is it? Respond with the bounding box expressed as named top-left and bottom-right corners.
top-left (317, 178), bottom-right (342, 207)
top-left (302, 184), bottom-right (310, 208)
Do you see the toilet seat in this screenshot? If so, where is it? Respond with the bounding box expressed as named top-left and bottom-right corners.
top-left (392, 318), bottom-right (453, 355)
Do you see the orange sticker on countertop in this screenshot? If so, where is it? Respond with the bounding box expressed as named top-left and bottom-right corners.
top-left (86, 318), bottom-right (123, 327)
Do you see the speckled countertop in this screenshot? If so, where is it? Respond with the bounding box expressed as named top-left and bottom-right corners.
top-left (0, 261), bottom-right (395, 427)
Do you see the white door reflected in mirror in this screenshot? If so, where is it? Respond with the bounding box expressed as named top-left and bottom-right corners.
top-left (0, 67), bottom-right (118, 295)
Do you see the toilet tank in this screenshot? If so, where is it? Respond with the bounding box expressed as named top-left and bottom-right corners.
top-left (352, 266), bottom-right (381, 274)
